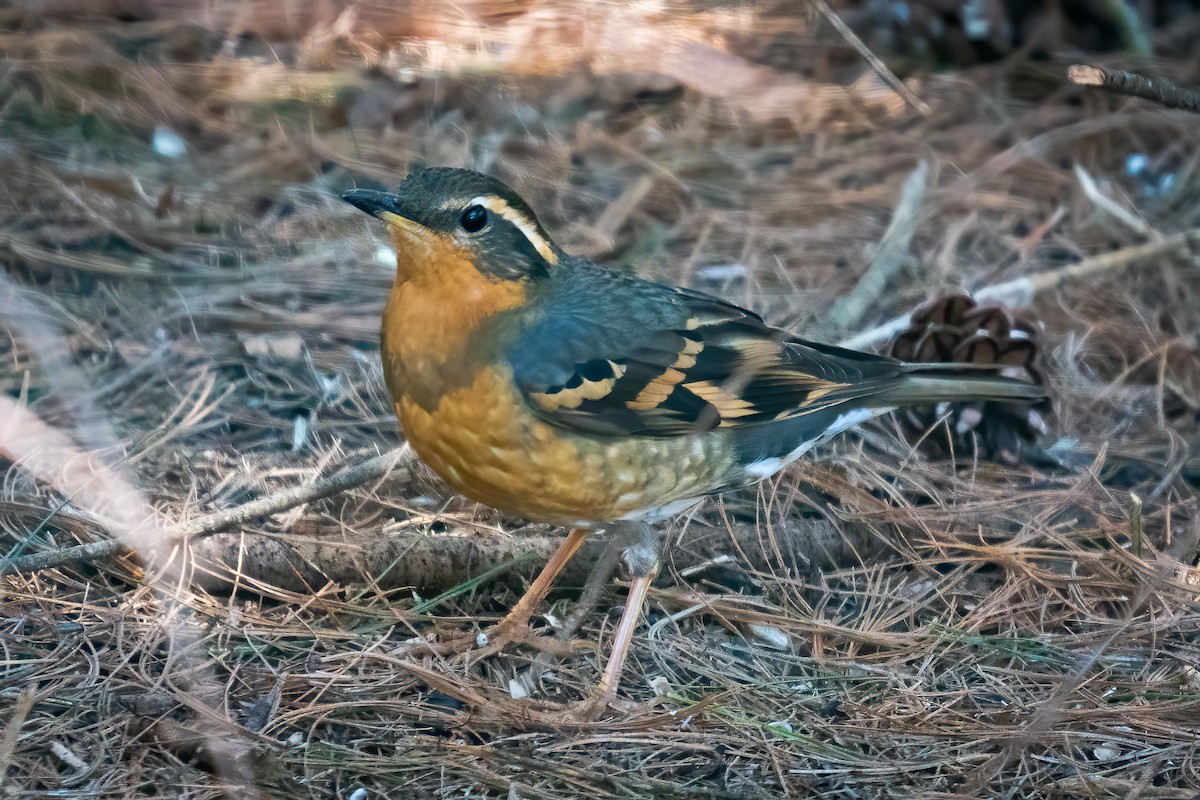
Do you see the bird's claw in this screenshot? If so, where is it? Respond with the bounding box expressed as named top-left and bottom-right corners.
top-left (395, 621), bottom-right (573, 664)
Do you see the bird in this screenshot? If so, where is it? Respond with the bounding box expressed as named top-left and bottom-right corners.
top-left (342, 167), bottom-right (1047, 716)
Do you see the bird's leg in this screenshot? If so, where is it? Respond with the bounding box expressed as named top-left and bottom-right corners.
top-left (527, 525), bottom-right (629, 686)
top-left (578, 522), bottom-right (661, 718)
top-left (554, 528), bottom-right (627, 648)
top-left (467, 526), bottom-right (590, 660)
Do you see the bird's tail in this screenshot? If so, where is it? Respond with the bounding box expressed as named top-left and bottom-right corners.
top-left (875, 363), bottom-right (1047, 407)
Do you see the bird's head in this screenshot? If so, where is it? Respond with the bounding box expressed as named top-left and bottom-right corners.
top-left (342, 167), bottom-right (561, 284)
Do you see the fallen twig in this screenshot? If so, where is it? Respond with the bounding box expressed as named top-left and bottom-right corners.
top-left (827, 160), bottom-right (929, 331)
top-left (1069, 64), bottom-right (1200, 114)
top-left (0, 687), bottom-right (36, 791)
top-left (1, 539), bottom-right (127, 576)
top-left (840, 229), bottom-right (1200, 350)
top-left (813, 0), bottom-right (931, 117)
top-left (171, 445), bottom-right (411, 539)
top-left (0, 440), bottom-right (412, 576)
top-left (3, 476), bottom-right (870, 592)
top-left (186, 514), bottom-right (866, 594)
top-left (1072, 163), bottom-right (1157, 239)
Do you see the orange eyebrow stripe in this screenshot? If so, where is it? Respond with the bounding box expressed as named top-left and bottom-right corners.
top-left (471, 195), bottom-right (559, 265)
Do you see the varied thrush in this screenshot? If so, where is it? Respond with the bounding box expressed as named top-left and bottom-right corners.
top-left (343, 167), bottom-right (1046, 715)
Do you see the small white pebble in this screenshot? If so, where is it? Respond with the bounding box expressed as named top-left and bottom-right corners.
top-left (1093, 743), bottom-right (1120, 761)
top-left (475, 631), bottom-right (489, 647)
top-left (152, 125), bottom-right (187, 159)
top-left (508, 678), bottom-right (529, 700)
top-left (49, 742), bottom-right (87, 771)
top-left (286, 732), bottom-right (304, 747)
top-left (748, 624), bottom-right (790, 651)
top-left (348, 788), bottom-right (368, 800)
top-left (291, 414), bottom-right (309, 452)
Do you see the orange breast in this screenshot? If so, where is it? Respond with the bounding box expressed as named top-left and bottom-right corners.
top-left (395, 367), bottom-right (734, 525)
top-left (379, 227), bottom-right (733, 524)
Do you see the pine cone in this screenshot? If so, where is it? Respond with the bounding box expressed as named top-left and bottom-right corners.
top-left (889, 292), bottom-right (1049, 462)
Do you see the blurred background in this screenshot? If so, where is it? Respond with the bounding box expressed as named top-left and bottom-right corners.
top-left (2, 1), bottom-right (1199, 798)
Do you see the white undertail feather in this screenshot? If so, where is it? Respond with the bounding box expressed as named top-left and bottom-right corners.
top-left (742, 406), bottom-right (890, 481)
top-left (618, 496), bottom-right (704, 523)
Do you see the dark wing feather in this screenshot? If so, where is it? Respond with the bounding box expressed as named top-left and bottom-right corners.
top-left (509, 262), bottom-right (907, 438)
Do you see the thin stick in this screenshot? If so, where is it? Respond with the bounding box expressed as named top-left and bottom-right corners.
top-left (1069, 64), bottom-right (1200, 114)
top-left (170, 445), bottom-right (410, 538)
top-left (0, 687), bottom-right (36, 790)
top-left (1072, 163), bottom-right (1156, 238)
top-left (839, 229), bottom-right (1200, 351)
top-left (0, 539), bottom-right (126, 575)
top-left (828, 160), bottom-right (929, 330)
top-left (813, 0), bottom-right (931, 117)
top-left (0, 445), bottom-right (412, 576)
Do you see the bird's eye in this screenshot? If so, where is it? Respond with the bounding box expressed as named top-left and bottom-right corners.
top-left (460, 205), bottom-right (488, 233)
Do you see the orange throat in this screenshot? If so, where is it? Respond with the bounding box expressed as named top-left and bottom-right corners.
top-left (380, 226), bottom-right (526, 408)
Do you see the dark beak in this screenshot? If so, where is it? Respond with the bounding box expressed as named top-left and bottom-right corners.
top-left (341, 188), bottom-right (402, 219)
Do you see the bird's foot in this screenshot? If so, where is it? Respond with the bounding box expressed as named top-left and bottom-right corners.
top-left (550, 687), bottom-right (654, 723)
top-left (566, 692), bottom-right (615, 722)
top-left (465, 619), bottom-right (555, 663)
top-left (396, 617), bottom-right (574, 664)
